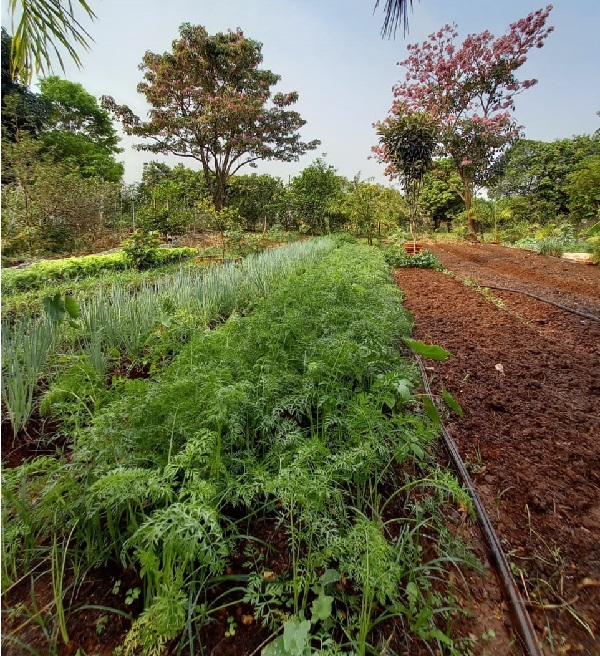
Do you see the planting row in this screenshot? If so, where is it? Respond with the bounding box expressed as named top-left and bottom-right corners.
top-left (1, 239), bottom-right (335, 436)
top-left (3, 242), bottom-right (477, 655)
top-left (1, 247), bottom-right (197, 294)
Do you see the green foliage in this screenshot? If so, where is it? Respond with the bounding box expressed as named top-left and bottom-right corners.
top-left (375, 111), bottom-right (437, 240)
top-left (227, 173), bottom-right (286, 231)
top-left (42, 293), bottom-right (79, 324)
top-left (341, 176), bottom-right (406, 245)
top-left (491, 135), bottom-right (600, 227)
top-left (402, 338), bottom-right (451, 361)
top-left (6, 0), bottom-right (95, 84)
top-left (37, 76), bottom-right (123, 182)
top-left (1, 29), bottom-right (50, 139)
top-left (589, 237), bottom-right (600, 264)
top-left (537, 239), bottom-right (564, 258)
top-left (1, 134), bottom-right (122, 255)
top-left (419, 160), bottom-right (464, 232)
top-left (3, 241), bottom-right (474, 654)
top-left (382, 246), bottom-right (443, 270)
top-left (290, 158), bottom-right (346, 234)
top-left (134, 164), bottom-right (212, 235)
top-left (1, 239), bottom-right (334, 436)
top-left (1, 248), bottom-right (196, 293)
top-left (121, 230), bottom-right (161, 269)
top-left (40, 357), bottom-right (107, 431)
top-left (1, 315), bottom-right (55, 434)
top-left (566, 154), bottom-right (600, 224)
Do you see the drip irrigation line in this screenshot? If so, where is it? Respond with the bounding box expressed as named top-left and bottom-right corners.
top-left (431, 244), bottom-right (600, 322)
top-left (476, 284), bottom-right (600, 323)
top-left (415, 354), bottom-right (544, 656)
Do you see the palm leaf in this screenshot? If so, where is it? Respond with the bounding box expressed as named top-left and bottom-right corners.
top-left (8, 0), bottom-right (96, 83)
top-left (374, 0), bottom-right (415, 38)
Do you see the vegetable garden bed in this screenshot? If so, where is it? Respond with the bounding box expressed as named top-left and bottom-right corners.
top-left (2, 241), bottom-right (479, 655)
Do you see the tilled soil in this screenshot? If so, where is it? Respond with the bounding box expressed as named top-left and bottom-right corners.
top-left (394, 243), bottom-right (600, 655)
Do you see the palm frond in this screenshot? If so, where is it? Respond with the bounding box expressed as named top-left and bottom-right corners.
top-left (374, 0), bottom-right (415, 38)
top-left (7, 0), bottom-right (96, 83)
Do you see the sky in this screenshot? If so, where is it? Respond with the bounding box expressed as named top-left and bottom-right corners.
top-left (2, 0), bottom-right (600, 186)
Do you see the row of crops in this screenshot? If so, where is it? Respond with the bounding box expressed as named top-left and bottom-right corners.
top-left (2, 239), bottom-right (476, 655)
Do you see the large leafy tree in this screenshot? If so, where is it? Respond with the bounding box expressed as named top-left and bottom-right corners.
top-left (419, 160), bottom-right (464, 231)
top-left (384, 6), bottom-right (554, 238)
top-left (227, 173), bottom-right (286, 232)
top-left (103, 24), bottom-right (319, 210)
top-left (2, 134), bottom-right (119, 254)
top-left (565, 155), bottom-right (600, 225)
top-left (134, 162), bottom-right (210, 234)
top-left (1, 28), bottom-right (49, 140)
top-left (343, 177), bottom-right (406, 244)
top-left (38, 76), bottom-right (123, 181)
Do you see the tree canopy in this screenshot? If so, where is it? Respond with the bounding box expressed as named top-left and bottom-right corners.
top-left (490, 134), bottom-right (600, 226)
top-left (290, 158), bottom-right (345, 234)
top-left (38, 76), bottom-right (123, 181)
top-left (381, 6), bottom-right (554, 237)
top-left (103, 24), bottom-right (319, 210)
top-left (1, 28), bottom-right (49, 139)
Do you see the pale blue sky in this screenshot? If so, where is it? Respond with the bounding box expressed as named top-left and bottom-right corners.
top-left (3, 0), bottom-right (599, 185)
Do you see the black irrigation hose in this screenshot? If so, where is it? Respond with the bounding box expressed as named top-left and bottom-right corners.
top-left (432, 244), bottom-right (600, 322)
top-left (415, 355), bottom-right (545, 656)
top-left (477, 284), bottom-right (600, 323)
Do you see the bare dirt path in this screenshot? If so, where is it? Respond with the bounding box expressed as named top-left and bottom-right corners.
top-left (394, 243), bottom-right (600, 655)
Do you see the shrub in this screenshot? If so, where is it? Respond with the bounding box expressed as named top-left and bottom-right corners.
top-left (1, 248), bottom-right (197, 294)
top-left (382, 246), bottom-right (443, 270)
top-left (121, 231), bottom-right (161, 269)
top-left (589, 236), bottom-right (600, 265)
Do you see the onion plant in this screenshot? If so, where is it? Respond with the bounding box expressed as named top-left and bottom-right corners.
top-left (1, 317), bottom-right (55, 436)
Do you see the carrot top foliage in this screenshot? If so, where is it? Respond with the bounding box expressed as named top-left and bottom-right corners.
top-left (3, 243), bottom-right (475, 654)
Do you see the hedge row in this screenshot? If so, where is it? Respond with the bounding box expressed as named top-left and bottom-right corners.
top-left (1, 248), bottom-right (197, 294)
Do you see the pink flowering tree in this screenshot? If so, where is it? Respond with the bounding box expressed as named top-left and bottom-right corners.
top-left (378, 6), bottom-right (554, 238)
top-left (102, 24), bottom-right (319, 210)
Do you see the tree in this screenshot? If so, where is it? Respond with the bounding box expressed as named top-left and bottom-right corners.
top-left (228, 174), bottom-right (285, 232)
top-left (490, 135), bottom-right (600, 225)
top-left (343, 177), bottom-right (406, 243)
top-left (133, 162), bottom-right (211, 235)
top-left (1, 28), bottom-right (49, 140)
top-left (290, 158), bottom-right (345, 234)
top-left (566, 155), bottom-right (600, 226)
top-left (38, 76), bottom-right (123, 181)
top-left (419, 160), bottom-right (464, 232)
top-left (387, 7), bottom-right (554, 238)
top-left (7, 0), bottom-right (95, 83)
top-left (374, 110), bottom-right (437, 242)
top-left (2, 136), bottom-right (119, 254)
top-left (102, 24), bottom-right (319, 210)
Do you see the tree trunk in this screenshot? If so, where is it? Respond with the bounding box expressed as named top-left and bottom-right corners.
top-left (213, 186), bottom-right (225, 211)
top-left (464, 181), bottom-right (477, 241)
